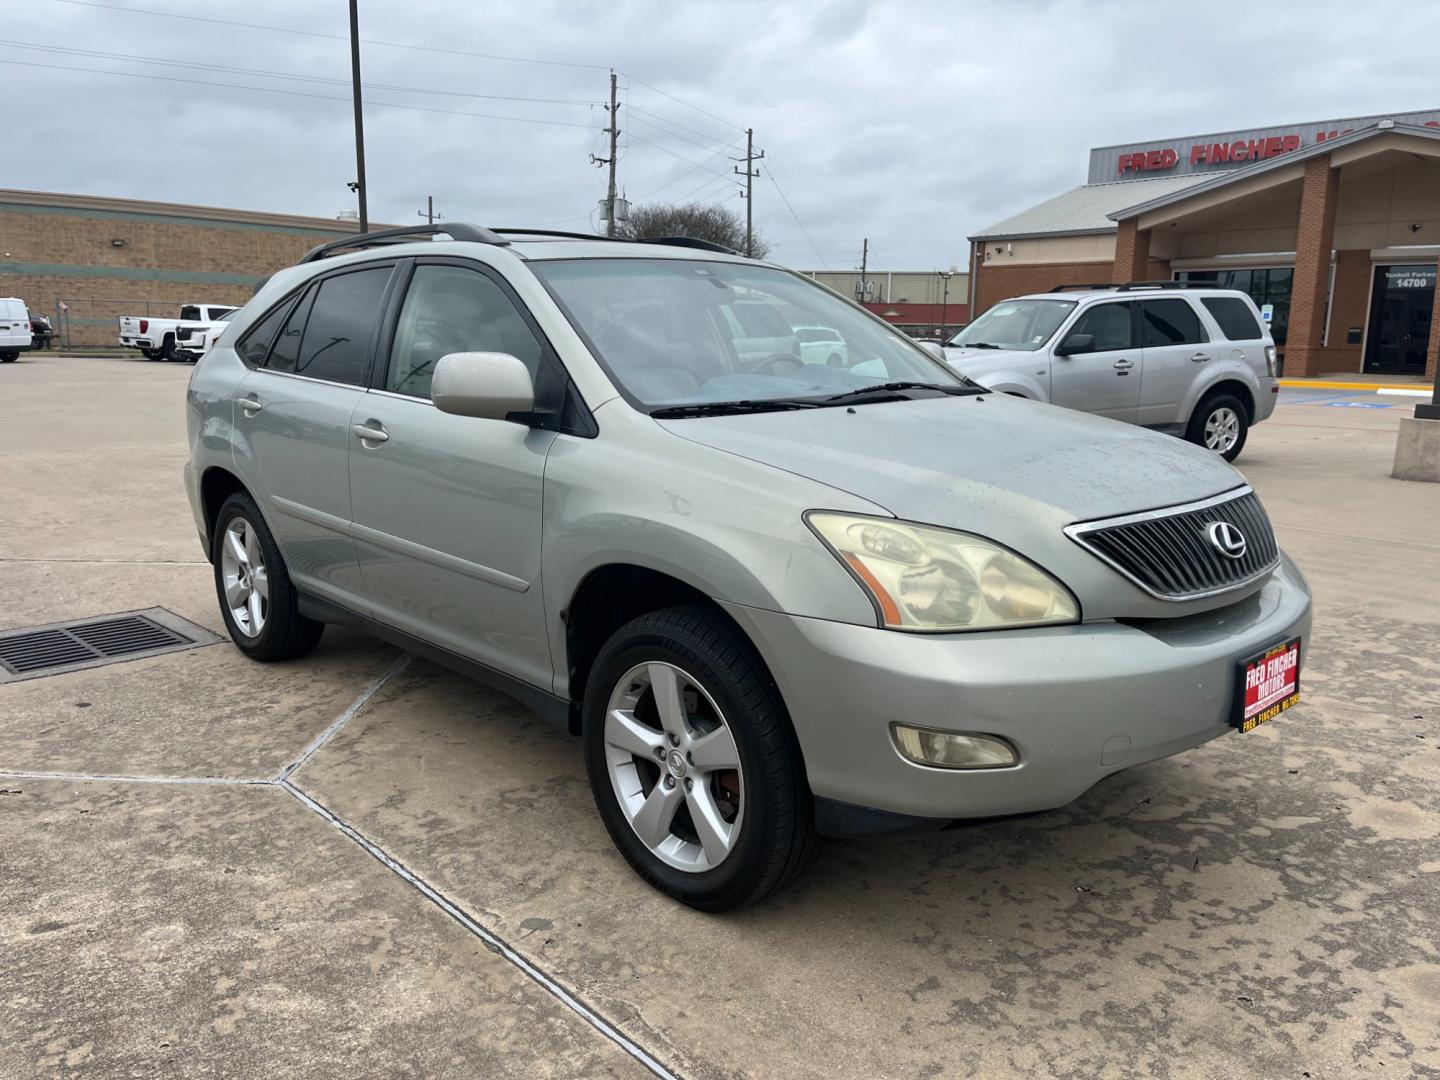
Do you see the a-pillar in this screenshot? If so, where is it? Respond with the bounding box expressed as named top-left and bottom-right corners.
top-left (1284, 155), bottom-right (1340, 378)
top-left (1112, 218), bottom-right (1151, 284)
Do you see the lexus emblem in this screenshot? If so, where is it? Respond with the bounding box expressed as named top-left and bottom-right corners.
top-left (1205, 521), bottom-right (1248, 560)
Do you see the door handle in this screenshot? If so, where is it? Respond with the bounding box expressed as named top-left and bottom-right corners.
top-left (1113, 358), bottom-right (1134, 370)
top-left (238, 397), bottom-right (263, 415)
top-left (351, 423), bottom-right (389, 444)
top-left (1190, 352), bottom-right (1212, 362)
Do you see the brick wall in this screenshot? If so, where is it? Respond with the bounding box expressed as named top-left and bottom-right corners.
top-left (973, 260), bottom-right (1114, 316)
top-left (1112, 220), bottom-right (1151, 283)
top-left (0, 202), bottom-right (354, 347)
top-left (1283, 156), bottom-right (1340, 377)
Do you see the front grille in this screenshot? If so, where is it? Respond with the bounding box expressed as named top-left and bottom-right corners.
top-left (176, 326), bottom-right (197, 341)
top-left (0, 609), bottom-right (222, 683)
top-left (1066, 488), bottom-right (1279, 601)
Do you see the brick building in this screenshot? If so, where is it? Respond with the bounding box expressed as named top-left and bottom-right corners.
top-left (0, 190), bottom-right (366, 348)
top-left (969, 109), bottom-right (1440, 378)
top-left (799, 270), bottom-right (969, 337)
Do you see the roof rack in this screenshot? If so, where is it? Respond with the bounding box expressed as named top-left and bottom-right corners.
top-left (493, 228), bottom-right (609, 242)
top-left (637, 236), bottom-right (742, 255)
top-left (299, 223), bottom-right (508, 264)
top-left (1049, 280), bottom-right (1211, 293)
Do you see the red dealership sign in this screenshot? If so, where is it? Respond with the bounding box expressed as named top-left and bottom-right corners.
top-left (1116, 121), bottom-right (1440, 175)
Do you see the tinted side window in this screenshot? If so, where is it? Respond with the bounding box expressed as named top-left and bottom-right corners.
top-left (385, 265), bottom-right (543, 399)
top-left (1201, 297), bottom-right (1263, 341)
top-left (238, 297), bottom-right (295, 366)
top-left (1069, 302), bottom-right (1134, 352)
top-left (293, 267), bottom-right (392, 385)
top-left (1142, 299), bottom-right (1207, 346)
top-left (264, 288), bottom-right (316, 373)
top-left (180, 305), bottom-right (200, 321)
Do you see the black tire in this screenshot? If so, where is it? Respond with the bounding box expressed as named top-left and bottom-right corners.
top-left (1186, 391), bottom-right (1249, 463)
top-left (212, 492), bottom-right (324, 662)
top-left (142, 349), bottom-right (161, 361)
top-left (0, 351), bottom-right (16, 362)
top-left (159, 335), bottom-right (177, 361)
top-left (582, 604), bottom-right (818, 911)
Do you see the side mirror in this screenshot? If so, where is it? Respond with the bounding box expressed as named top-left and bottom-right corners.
top-left (1053, 332), bottom-right (1094, 357)
top-left (918, 341), bottom-right (945, 361)
top-left (432, 352), bottom-right (534, 421)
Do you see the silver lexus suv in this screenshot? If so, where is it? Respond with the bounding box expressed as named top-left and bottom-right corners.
top-left (944, 284), bottom-right (1280, 461)
top-left (185, 225), bottom-right (1311, 910)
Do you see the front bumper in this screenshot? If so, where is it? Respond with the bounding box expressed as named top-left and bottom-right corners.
top-left (722, 553), bottom-right (1311, 825)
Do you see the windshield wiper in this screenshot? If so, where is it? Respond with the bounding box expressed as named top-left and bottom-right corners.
top-left (958, 341), bottom-right (1001, 349)
top-left (823, 381), bottom-right (977, 403)
top-left (650, 398), bottom-right (825, 418)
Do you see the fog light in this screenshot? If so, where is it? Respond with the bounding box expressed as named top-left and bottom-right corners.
top-left (891, 724), bottom-right (1018, 769)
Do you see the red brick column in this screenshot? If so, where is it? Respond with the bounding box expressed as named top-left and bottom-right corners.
top-left (1284, 155), bottom-right (1340, 378)
top-left (1112, 218), bottom-right (1151, 283)
top-left (1427, 269), bottom-right (1440, 379)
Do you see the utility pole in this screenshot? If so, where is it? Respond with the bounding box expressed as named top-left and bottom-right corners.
top-left (732, 128), bottom-right (764, 257)
top-left (938, 270), bottom-right (953, 336)
top-left (605, 70), bottom-right (620, 237)
top-left (858, 238), bottom-right (869, 306)
top-left (347, 0), bottom-right (368, 233)
top-left (417, 195), bottom-right (441, 225)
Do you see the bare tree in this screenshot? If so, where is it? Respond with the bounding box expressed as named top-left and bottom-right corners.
top-left (618, 201), bottom-right (769, 259)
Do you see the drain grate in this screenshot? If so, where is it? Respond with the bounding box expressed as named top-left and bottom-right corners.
top-left (0, 608), bottom-right (223, 683)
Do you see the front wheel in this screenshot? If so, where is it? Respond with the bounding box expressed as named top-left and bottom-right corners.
top-left (212, 493), bottom-right (324, 661)
top-left (1186, 392), bottom-right (1249, 462)
top-left (582, 605), bottom-right (817, 911)
top-left (0, 351), bottom-right (16, 362)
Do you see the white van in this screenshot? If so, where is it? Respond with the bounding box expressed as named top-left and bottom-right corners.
top-left (0, 298), bottom-right (33, 362)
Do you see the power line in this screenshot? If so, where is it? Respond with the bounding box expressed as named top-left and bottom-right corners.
top-left (672, 172), bottom-right (740, 206)
top-left (765, 163), bottom-right (827, 269)
top-left (0, 39), bottom-right (602, 106)
top-left (626, 105), bottom-right (736, 149)
top-left (625, 130), bottom-right (737, 181)
top-left (54, 0), bottom-right (610, 70)
top-left (0, 57), bottom-right (600, 129)
top-left (631, 136), bottom-right (745, 201)
top-left (627, 112), bottom-right (736, 155)
top-left (621, 73), bottom-right (745, 134)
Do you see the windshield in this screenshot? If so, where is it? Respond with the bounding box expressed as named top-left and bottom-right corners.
top-left (532, 258), bottom-right (967, 408)
top-left (948, 298), bottom-right (1075, 352)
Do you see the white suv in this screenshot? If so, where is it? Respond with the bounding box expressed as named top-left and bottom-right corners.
top-left (943, 283), bottom-right (1279, 461)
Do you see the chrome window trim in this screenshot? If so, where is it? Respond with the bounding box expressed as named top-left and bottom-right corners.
top-left (250, 367), bottom-right (365, 392)
top-left (1064, 485), bottom-right (1281, 602)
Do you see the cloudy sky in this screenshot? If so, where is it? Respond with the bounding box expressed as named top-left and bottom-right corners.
top-left (6, 0), bottom-right (1440, 269)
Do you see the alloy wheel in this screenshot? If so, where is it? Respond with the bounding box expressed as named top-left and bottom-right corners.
top-left (219, 516), bottom-right (269, 637)
top-left (1204, 406), bottom-right (1241, 454)
top-left (603, 661), bottom-right (745, 873)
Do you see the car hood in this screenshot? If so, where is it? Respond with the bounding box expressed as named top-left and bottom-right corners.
top-left (942, 346), bottom-right (1041, 383)
top-left (656, 394), bottom-right (1240, 527)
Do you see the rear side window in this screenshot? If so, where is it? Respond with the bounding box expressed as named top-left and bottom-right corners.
top-left (1201, 297), bottom-right (1264, 341)
top-left (292, 267), bottom-right (392, 385)
top-left (237, 299), bottom-right (293, 366)
top-left (180, 305), bottom-right (200, 320)
top-left (385, 264), bottom-right (544, 399)
top-left (264, 288), bottom-right (316, 373)
top-left (1069, 301), bottom-right (1134, 352)
top-left (1141, 299), bottom-right (1207, 346)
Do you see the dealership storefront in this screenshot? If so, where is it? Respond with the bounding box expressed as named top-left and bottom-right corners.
top-left (969, 109), bottom-right (1440, 377)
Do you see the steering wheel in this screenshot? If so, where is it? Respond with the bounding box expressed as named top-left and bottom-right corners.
top-left (746, 352), bottom-right (804, 376)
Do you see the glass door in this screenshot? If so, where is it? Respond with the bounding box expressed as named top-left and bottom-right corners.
top-left (1364, 265), bottom-right (1434, 374)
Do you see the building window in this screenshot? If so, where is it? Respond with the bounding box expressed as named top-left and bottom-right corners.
top-left (1175, 268), bottom-right (1293, 345)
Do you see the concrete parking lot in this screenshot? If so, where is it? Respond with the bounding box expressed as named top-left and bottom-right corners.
top-left (2, 354), bottom-right (1438, 1079)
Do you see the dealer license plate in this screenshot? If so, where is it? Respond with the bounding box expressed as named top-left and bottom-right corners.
top-left (1233, 638), bottom-right (1301, 732)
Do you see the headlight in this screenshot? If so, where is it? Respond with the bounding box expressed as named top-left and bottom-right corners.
top-left (806, 512), bottom-right (1079, 632)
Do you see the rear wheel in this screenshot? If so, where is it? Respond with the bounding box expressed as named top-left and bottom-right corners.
top-left (1186, 391), bottom-right (1249, 462)
top-left (582, 604), bottom-right (817, 911)
top-left (142, 349), bottom-right (161, 361)
top-left (0, 351), bottom-right (16, 362)
top-left (212, 493), bottom-right (324, 661)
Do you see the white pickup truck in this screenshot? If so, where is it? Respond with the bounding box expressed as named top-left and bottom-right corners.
top-left (117, 303), bottom-right (236, 361)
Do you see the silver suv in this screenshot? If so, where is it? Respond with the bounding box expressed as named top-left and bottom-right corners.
top-left (943, 284), bottom-right (1280, 461)
top-left (185, 226), bottom-right (1311, 910)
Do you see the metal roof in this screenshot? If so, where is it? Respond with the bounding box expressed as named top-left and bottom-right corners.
top-left (969, 175), bottom-right (1212, 241)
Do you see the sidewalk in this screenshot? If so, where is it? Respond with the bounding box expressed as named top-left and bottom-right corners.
top-left (1280, 371), bottom-right (1433, 392)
